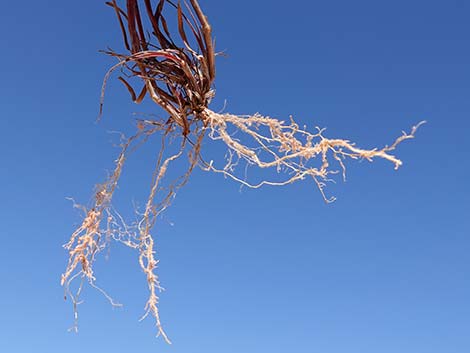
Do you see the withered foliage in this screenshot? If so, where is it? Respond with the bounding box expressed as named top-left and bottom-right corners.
top-left (102, 0), bottom-right (215, 135)
top-left (62, 0), bottom-right (423, 343)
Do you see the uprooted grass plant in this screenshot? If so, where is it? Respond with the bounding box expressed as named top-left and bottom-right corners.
top-left (62, 0), bottom-right (424, 343)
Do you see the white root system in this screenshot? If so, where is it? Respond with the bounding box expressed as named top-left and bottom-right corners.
top-left (62, 107), bottom-right (424, 343)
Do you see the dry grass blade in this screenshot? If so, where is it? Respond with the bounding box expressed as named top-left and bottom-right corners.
top-left (62, 0), bottom-right (424, 344)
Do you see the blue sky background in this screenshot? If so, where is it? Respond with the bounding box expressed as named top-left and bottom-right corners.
top-left (1, 0), bottom-right (469, 352)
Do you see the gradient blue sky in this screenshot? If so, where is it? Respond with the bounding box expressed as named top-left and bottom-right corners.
top-left (1, 0), bottom-right (469, 352)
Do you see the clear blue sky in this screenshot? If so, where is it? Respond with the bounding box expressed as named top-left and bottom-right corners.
top-left (1, 0), bottom-right (469, 352)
